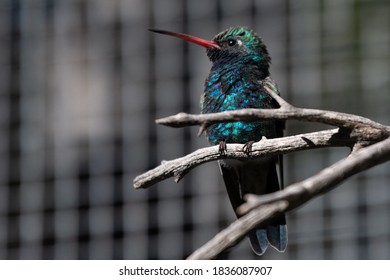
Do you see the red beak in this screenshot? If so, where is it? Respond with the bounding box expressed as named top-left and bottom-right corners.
top-left (149, 29), bottom-right (220, 49)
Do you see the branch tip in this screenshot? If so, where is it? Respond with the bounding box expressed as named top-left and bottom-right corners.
top-left (197, 123), bottom-right (208, 137)
top-left (263, 85), bottom-right (292, 109)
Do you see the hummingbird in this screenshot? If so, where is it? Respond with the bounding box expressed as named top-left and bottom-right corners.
top-left (150, 26), bottom-right (287, 256)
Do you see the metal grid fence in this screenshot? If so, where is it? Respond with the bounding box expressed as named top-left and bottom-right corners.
top-left (0, 0), bottom-right (389, 259)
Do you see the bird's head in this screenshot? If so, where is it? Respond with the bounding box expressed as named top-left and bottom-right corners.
top-left (149, 26), bottom-right (270, 69)
top-left (208, 27), bottom-right (270, 65)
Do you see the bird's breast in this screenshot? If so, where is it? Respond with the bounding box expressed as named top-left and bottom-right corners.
top-left (202, 70), bottom-right (277, 145)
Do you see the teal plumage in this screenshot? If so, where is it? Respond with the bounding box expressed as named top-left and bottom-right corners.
top-left (202, 57), bottom-right (278, 144)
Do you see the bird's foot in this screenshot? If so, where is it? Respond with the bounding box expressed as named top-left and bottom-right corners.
top-left (242, 141), bottom-right (255, 155)
top-left (218, 141), bottom-right (227, 155)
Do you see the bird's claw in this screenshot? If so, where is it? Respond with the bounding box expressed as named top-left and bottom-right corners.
top-left (242, 141), bottom-right (255, 155)
top-left (218, 141), bottom-right (227, 155)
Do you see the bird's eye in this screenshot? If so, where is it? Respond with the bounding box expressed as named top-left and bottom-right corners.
top-left (227, 39), bottom-right (237, 46)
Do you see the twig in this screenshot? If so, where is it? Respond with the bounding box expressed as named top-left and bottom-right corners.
top-left (263, 78), bottom-right (292, 109)
top-left (187, 137), bottom-right (390, 259)
top-left (133, 128), bottom-right (355, 189)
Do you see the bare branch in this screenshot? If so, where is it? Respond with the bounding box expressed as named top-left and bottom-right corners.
top-left (134, 87), bottom-right (390, 259)
top-left (187, 137), bottom-right (390, 260)
top-left (156, 96), bottom-right (389, 142)
top-left (133, 128), bottom-right (356, 189)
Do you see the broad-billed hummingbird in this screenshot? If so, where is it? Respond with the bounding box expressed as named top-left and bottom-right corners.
top-left (150, 26), bottom-right (287, 256)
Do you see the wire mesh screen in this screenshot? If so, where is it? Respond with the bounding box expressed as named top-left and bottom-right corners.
top-left (0, 0), bottom-right (389, 260)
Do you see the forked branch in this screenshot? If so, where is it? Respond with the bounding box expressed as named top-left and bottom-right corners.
top-left (187, 137), bottom-right (390, 259)
top-left (133, 87), bottom-right (389, 259)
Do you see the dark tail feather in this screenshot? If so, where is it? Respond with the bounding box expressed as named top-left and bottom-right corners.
top-left (266, 212), bottom-right (287, 252)
top-left (242, 161), bottom-right (287, 255)
top-left (262, 164), bottom-right (287, 253)
top-left (249, 214), bottom-right (287, 255)
top-left (219, 162), bottom-right (242, 211)
top-left (249, 229), bottom-right (268, 255)
top-left (219, 160), bottom-right (288, 256)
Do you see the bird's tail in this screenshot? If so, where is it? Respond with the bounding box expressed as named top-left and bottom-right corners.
top-left (248, 215), bottom-right (287, 255)
top-left (220, 158), bottom-right (287, 256)
top-left (248, 161), bottom-right (287, 255)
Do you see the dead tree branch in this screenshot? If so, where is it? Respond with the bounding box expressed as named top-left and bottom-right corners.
top-left (156, 86), bottom-right (389, 143)
top-left (133, 85), bottom-right (389, 259)
top-left (187, 137), bottom-right (390, 259)
top-left (134, 128), bottom-right (355, 189)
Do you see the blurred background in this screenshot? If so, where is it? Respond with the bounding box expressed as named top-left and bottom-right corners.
top-left (0, 0), bottom-right (389, 260)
